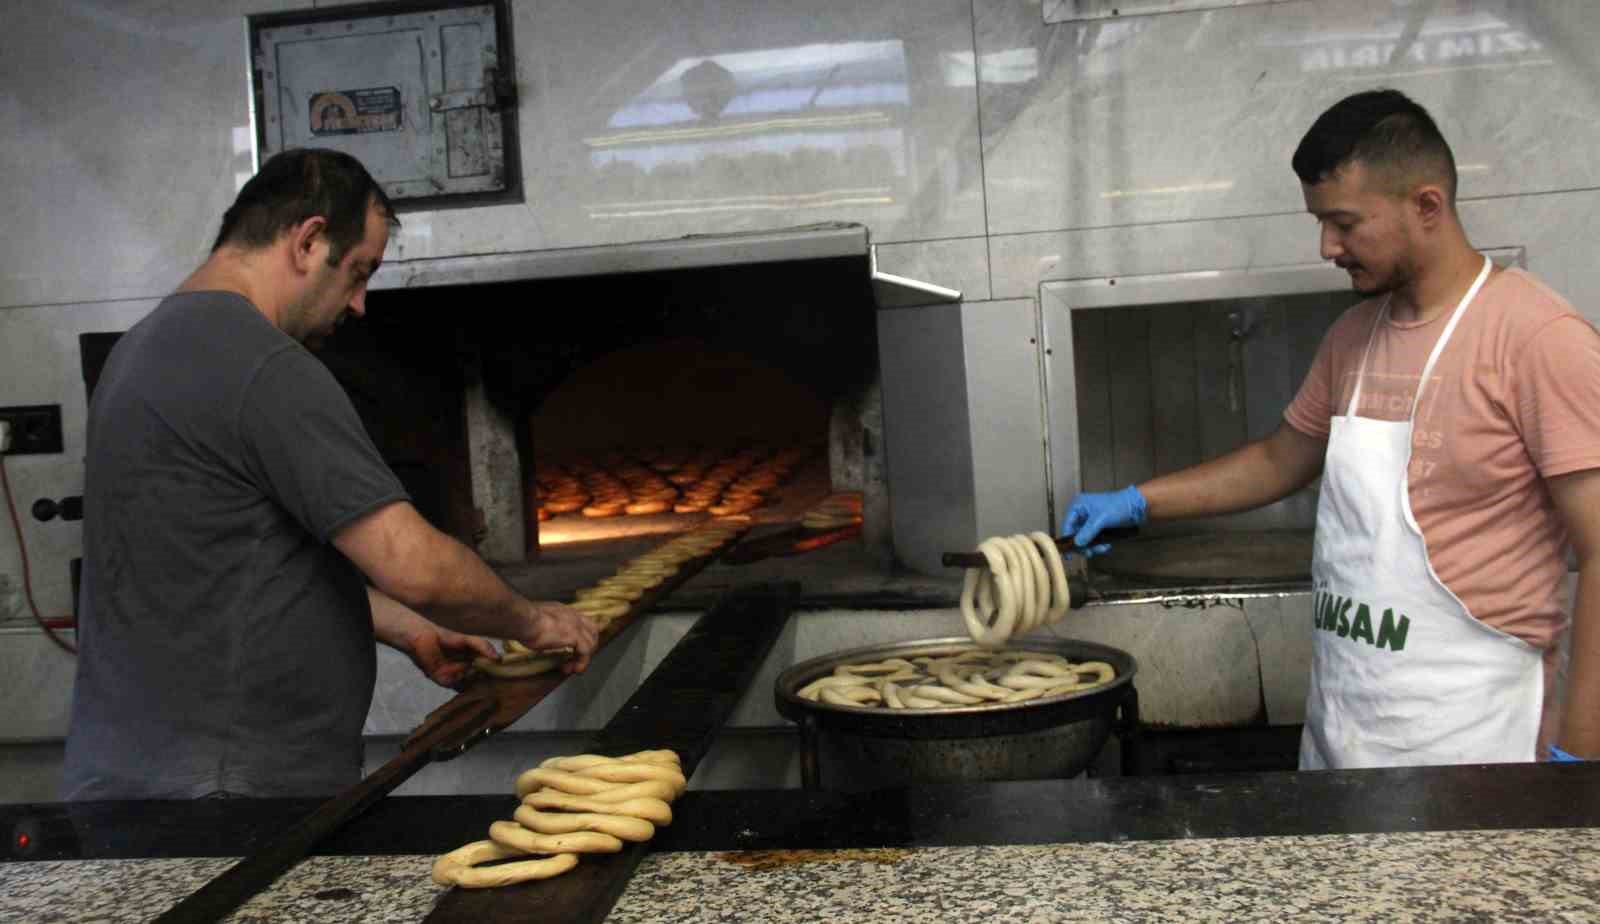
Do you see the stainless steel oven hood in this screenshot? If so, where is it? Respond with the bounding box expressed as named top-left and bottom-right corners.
top-left (369, 223), bottom-right (878, 291)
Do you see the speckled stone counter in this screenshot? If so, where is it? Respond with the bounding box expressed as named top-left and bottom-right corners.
top-left (7, 763), bottom-right (1600, 922)
top-left (4, 828), bottom-right (1597, 922)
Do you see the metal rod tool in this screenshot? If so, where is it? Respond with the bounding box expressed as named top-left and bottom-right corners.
top-left (940, 526), bottom-right (1139, 569)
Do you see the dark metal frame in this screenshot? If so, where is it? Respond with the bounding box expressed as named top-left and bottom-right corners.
top-left (245, 0), bottom-right (524, 212)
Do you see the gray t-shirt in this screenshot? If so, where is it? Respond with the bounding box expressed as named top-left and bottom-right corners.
top-left (62, 291), bottom-right (408, 800)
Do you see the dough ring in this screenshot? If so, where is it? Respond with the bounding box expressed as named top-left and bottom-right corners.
top-left (475, 655), bottom-right (564, 679)
top-left (523, 789), bottom-right (673, 825)
top-left (576, 585), bottom-right (640, 603)
top-left (572, 762), bottom-right (687, 794)
top-left (487, 820), bottom-right (622, 855)
top-left (541, 751), bottom-right (680, 771)
top-left (513, 805), bottom-right (656, 843)
top-left (515, 766), bottom-right (620, 799)
top-left (571, 599), bottom-right (628, 622)
top-left (430, 840), bottom-right (578, 889)
top-left (513, 768), bottom-right (677, 803)
top-left (960, 539), bottom-right (1014, 647)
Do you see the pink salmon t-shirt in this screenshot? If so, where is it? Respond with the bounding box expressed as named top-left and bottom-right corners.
top-left (1285, 267), bottom-right (1600, 738)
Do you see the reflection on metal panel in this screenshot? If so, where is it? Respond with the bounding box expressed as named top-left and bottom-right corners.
top-left (1043, 0), bottom-right (1293, 24)
top-left (252, 3), bottom-right (508, 202)
top-left (878, 302), bottom-right (975, 576)
top-left (963, 299), bottom-right (1050, 541)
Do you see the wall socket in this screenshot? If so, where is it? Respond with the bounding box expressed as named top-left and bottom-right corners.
top-left (0, 405), bottom-right (64, 455)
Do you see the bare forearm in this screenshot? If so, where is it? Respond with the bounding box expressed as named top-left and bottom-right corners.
top-left (369, 586), bottom-right (430, 651)
top-left (1560, 561), bottom-right (1600, 757)
top-left (336, 501), bottom-right (596, 665)
top-left (386, 527), bottom-right (535, 639)
top-left (1140, 426), bottom-right (1324, 522)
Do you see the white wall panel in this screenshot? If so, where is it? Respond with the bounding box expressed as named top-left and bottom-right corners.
top-left (386, 0), bottom-right (987, 262)
top-left (989, 188), bottom-right (1600, 322)
top-left (0, 1), bottom-right (300, 309)
top-left (974, 0), bottom-right (1600, 235)
top-left (0, 299), bottom-right (158, 623)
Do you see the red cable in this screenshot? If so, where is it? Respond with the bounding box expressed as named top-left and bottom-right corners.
top-left (0, 455), bottom-right (77, 655)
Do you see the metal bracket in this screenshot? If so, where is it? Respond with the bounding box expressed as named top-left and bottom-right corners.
top-left (428, 88), bottom-right (492, 112)
top-left (427, 68), bottom-right (516, 113)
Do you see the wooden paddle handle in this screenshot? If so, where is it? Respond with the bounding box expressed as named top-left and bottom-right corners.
top-left (152, 697), bottom-right (497, 924)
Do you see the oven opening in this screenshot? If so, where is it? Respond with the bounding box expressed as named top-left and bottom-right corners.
top-left (315, 252), bottom-right (899, 597)
top-left (1069, 289), bottom-right (1358, 590)
top-left (530, 334), bottom-right (832, 547)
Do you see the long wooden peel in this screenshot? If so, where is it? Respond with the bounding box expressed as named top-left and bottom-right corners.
top-left (152, 524), bottom-right (750, 924)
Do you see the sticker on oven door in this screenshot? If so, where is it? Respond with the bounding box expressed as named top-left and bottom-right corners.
top-left (309, 87), bottom-right (402, 136)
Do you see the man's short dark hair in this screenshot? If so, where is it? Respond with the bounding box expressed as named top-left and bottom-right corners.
top-left (1292, 89), bottom-right (1457, 204)
top-left (212, 148), bottom-right (398, 264)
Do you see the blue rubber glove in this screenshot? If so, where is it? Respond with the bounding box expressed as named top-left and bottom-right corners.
top-left (1059, 485), bottom-right (1148, 556)
top-left (1548, 745), bottom-right (1584, 763)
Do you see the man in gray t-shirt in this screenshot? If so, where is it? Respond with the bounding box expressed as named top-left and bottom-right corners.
top-left (63, 150), bottom-right (596, 800)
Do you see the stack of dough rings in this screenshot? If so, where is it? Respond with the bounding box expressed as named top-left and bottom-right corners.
top-left (473, 520), bottom-right (748, 679)
top-left (432, 749), bottom-right (684, 889)
top-left (797, 648), bottom-right (1115, 709)
top-left (960, 532), bottom-right (1072, 648)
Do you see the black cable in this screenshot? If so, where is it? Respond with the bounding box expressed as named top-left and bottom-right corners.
top-left (0, 453), bottom-right (77, 655)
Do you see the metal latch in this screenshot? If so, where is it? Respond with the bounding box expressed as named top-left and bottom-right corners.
top-left (427, 68), bottom-right (517, 113)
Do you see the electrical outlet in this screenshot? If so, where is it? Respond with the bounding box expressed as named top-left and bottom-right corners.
top-left (0, 405), bottom-right (63, 455)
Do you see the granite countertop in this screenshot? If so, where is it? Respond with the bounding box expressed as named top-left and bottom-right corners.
top-left (4, 827), bottom-right (1597, 922)
top-left (6, 763), bottom-right (1600, 922)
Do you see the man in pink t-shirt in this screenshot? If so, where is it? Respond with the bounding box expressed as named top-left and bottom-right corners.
top-left (1061, 89), bottom-right (1600, 769)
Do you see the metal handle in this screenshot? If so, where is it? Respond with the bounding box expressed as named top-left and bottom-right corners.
top-left (940, 526), bottom-right (1140, 570)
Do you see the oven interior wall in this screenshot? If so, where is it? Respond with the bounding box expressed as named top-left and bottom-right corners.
top-left (1072, 291), bottom-right (1359, 536)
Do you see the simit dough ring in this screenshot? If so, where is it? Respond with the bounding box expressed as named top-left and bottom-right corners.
top-left (543, 751), bottom-right (680, 771)
top-left (513, 805), bottom-right (656, 843)
top-left (474, 655), bottom-right (565, 679)
top-left (513, 768), bottom-right (676, 803)
top-left (523, 789), bottom-right (673, 825)
top-left (959, 532), bottom-right (1073, 646)
top-left (960, 538), bottom-right (1015, 647)
top-left (571, 762), bottom-right (687, 795)
top-left (487, 820), bottom-right (622, 855)
top-left (515, 767), bottom-right (622, 798)
top-left (570, 779), bottom-right (678, 803)
top-left (571, 598), bottom-right (628, 622)
top-left (431, 840), bottom-right (578, 889)
top-left (576, 585), bottom-right (640, 603)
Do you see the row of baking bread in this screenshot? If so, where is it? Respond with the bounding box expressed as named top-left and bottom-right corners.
top-left (432, 750), bottom-right (685, 889)
top-left (566, 519), bottom-right (747, 625)
top-left (472, 519), bottom-right (748, 680)
top-left (669, 445), bottom-right (811, 516)
top-left (799, 492), bottom-right (864, 530)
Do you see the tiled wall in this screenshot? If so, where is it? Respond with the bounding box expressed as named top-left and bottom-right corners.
top-left (2, 1), bottom-right (1597, 758)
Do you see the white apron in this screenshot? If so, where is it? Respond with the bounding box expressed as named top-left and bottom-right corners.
top-left (1300, 256), bottom-right (1543, 770)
